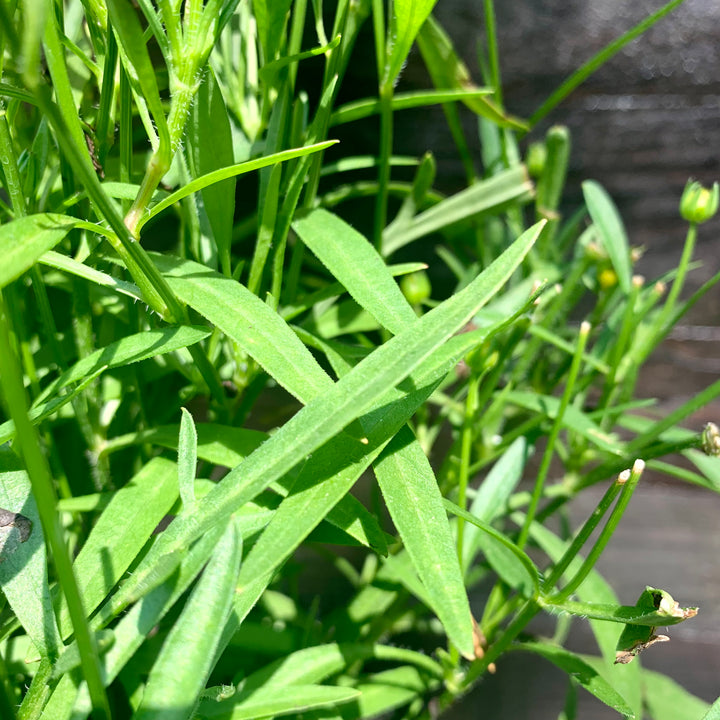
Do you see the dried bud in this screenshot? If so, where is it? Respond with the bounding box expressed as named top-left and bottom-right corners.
top-left (680, 179), bottom-right (719, 224)
top-left (702, 422), bottom-right (720, 457)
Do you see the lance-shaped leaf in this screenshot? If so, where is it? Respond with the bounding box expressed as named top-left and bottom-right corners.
top-left (133, 520), bottom-right (242, 720)
top-left (416, 15), bottom-right (528, 131)
top-left (374, 427), bottom-right (475, 659)
top-left (110, 222), bottom-right (541, 614)
top-left (583, 180), bottom-right (632, 294)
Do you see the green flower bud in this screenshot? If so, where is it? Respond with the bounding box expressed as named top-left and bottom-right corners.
top-left (400, 270), bottom-right (431, 305)
top-left (680, 179), bottom-right (719, 224)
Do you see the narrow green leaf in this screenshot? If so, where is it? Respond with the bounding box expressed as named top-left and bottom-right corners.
top-left (60, 526), bottom-right (227, 719)
top-left (154, 255), bottom-right (331, 404)
top-left (0, 457), bottom-right (61, 659)
top-left (464, 437), bottom-right (529, 567)
top-left (330, 88), bottom-right (493, 126)
top-left (354, 666), bottom-right (437, 719)
top-left (186, 67), bottom-right (235, 275)
top-left (386, 0), bottom-right (440, 87)
top-left (445, 499), bottom-right (539, 597)
top-left (113, 223), bottom-right (541, 611)
top-left (40, 250), bottom-right (144, 302)
top-left (293, 208), bottom-right (418, 335)
top-left (382, 167), bottom-right (534, 255)
top-left (222, 643), bottom-right (440, 698)
top-left (583, 180), bottom-right (632, 294)
top-left (513, 642), bottom-right (635, 718)
top-left (106, 0), bottom-right (169, 149)
top-left (0, 365), bottom-right (106, 446)
top-left (416, 15), bottom-right (528, 131)
top-left (133, 520), bottom-right (242, 720)
top-left (375, 427), bottom-right (474, 659)
top-left (700, 694), bottom-right (720, 720)
top-left (506, 390), bottom-right (621, 455)
top-left (106, 423), bottom-right (387, 554)
top-left (140, 141), bottom-right (338, 230)
top-left (178, 409), bottom-right (197, 509)
top-left (253, 0), bottom-right (292, 59)
top-left (0, 214), bottom-right (79, 289)
top-left (234, 381), bottom-right (440, 627)
top-left (56, 457), bottom-right (178, 638)
top-left (33, 325), bottom-right (212, 406)
top-left (103, 423), bottom-right (266, 468)
top-left (201, 684), bottom-right (360, 720)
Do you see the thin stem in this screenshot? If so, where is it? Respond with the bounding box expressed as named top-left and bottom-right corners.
top-left (374, 83), bottom-right (393, 251)
top-left (118, 65), bottom-right (132, 186)
top-left (456, 374), bottom-right (481, 567)
top-left (0, 294), bottom-right (111, 720)
top-left (549, 459), bottom-right (644, 603)
top-left (638, 221), bottom-right (697, 364)
top-left (541, 477), bottom-right (623, 593)
top-left (483, 0), bottom-right (502, 108)
top-left (517, 321), bottom-right (590, 549)
top-left (95, 26), bottom-right (117, 167)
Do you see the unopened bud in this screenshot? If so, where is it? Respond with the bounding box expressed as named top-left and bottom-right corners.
top-left (598, 268), bottom-right (617, 290)
top-left (400, 270), bottom-right (431, 305)
top-left (527, 141), bottom-right (547, 178)
top-left (680, 179), bottom-right (719, 224)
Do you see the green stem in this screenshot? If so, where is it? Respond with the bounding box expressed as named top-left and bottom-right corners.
top-left (374, 82), bottom-right (393, 251)
top-left (596, 275), bottom-right (642, 427)
top-left (517, 321), bottom-right (590, 549)
top-left (541, 477), bottom-right (623, 593)
top-left (483, 0), bottom-right (502, 108)
top-left (456, 375), bottom-right (481, 567)
top-left (0, 295), bottom-right (111, 720)
top-left (95, 26), bottom-right (117, 167)
top-left (638, 221), bottom-right (697, 364)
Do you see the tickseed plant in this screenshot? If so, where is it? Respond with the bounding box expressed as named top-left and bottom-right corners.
top-left (0, 0), bottom-right (719, 718)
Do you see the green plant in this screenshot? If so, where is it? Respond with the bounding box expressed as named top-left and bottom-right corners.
top-left (0, 0), bottom-right (719, 719)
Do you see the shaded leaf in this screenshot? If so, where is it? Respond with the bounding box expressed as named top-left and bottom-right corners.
top-left (186, 68), bottom-right (235, 274)
top-left (56, 457), bottom-right (179, 638)
top-left (0, 214), bottom-right (79, 289)
top-left (0, 457), bottom-right (61, 659)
